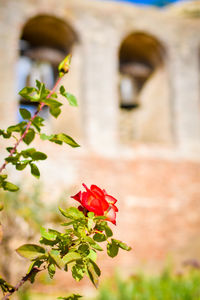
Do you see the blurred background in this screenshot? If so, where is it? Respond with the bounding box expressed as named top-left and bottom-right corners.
top-left (0, 0), bottom-right (200, 298)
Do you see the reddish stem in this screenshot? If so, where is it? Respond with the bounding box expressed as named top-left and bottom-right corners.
top-left (0, 77), bottom-right (62, 174)
top-left (1, 267), bottom-right (43, 300)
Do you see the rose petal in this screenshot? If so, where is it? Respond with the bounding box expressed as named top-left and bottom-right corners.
top-left (72, 184), bottom-right (118, 223)
top-left (105, 194), bottom-right (117, 205)
top-left (82, 191), bottom-right (104, 215)
top-left (71, 191), bottom-right (82, 203)
top-left (82, 183), bottom-right (90, 192)
top-left (105, 207), bottom-right (116, 225)
top-left (90, 185), bottom-right (109, 212)
top-left (91, 185), bottom-right (105, 198)
top-left (111, 204), bottom-right (118, 212)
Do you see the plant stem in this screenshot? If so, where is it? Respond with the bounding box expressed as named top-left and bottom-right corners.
top-left (1, 267), bottom-right (43, 300)
top-left (0, 77), bottom-right (62, 174)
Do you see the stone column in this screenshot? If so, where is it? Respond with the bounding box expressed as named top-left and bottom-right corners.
top-left (169, 43), bottom-right (200, 154)
top-left (0, 24), bottom-right (18, 129)
top-left (81, 22), bottom-right (119, 155)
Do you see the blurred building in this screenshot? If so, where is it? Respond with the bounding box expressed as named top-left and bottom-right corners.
top-left (0, 0), bottom-right (200, 281)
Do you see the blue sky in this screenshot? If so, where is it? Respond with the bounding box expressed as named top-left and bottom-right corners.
top-left (111, 0), bottom-right (186, 7)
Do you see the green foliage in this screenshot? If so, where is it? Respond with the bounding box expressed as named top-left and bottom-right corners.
top-left (16, 244), bottom-right (46, 260)
top-left (60, 86), bottom-right (78, 107)
top-left (15, 207), bottom-right (130, 289)
top-left (0, 54), bottom-right (131, 300)
top-left (0, 276), bottom-right (14, 294)
top-left (19, 108), bottom-right (31, 120)
top-left (96, 269), bottom-right (200, 300)
top-left (58, 294), bottom-right (82, 300)
top-left (0, 76), bottom-right (79, 192)
top-left (23, 128), bottom-right (35, 145)
top-left (0, 129), bottom-right (11, 139)
top-left (52, 133), bottom-right (80, 147)
top-left (18, 87), bottom-right (38, 102)
top-left (0, 174), bottom-right (19, 192)
top-left (30, 163), bottom-right (40, 179)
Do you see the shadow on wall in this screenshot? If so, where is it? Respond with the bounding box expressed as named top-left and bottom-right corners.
top-left (118, 32), bottom-right (172, 145)
top-left (16, 14), bottom-right (82, 138)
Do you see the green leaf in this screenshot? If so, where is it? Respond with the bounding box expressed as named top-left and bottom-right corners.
top-left (66, 93), bottom-right (78, 107)
top-left (43, 98), bottom-right (63, 107)
top-left (7, 122), bottom-right (27, 133)
top-left (36, 80), bottom-right (41, 90)
top-left (23, 128), bottom-right (35, 145)
top-left (19, 108), bottom-right (31, 120)
top-left (88, 258), bottom-right (101, 276)
top-left (32, 116), bottom-right (45, 132)
top-left (21, 148), bottom-right (36, 158)
top-left (30, 163), bottom-right (40, 179)
top-left (72, 264), bottom-right (85, 282)
top-left (19, 87), bottom-right (38, 101)
top-left (40, 238), bottom-right (57, 246)
top-left (56, 133), bottom-right (80, 148)
top-left (105, 225), bottom-right (113, 238)
top-left (40, 133), bottom-right (54, 141)
top-left (5, 156), bottom-right (19, 164)
top-left (57, 294), bottom-right (82, 300)
top-left (16, 244), bottom-right (45, 260)
top-left (92, 243), bottom-right (103, 251)
top-left (87, 218), bottom-right (93, 231)
top-left (49, 250), bottom-right (63, 269)
top-left (60, 86), bottom-right (78, 107)
top-left (87, 249), bottom-right (97, 262)
top-left (61, 221), bottom-right (75, 227)
top-left (78, 244), bottom-right (90, 256)
top-left (16, 162), bottom-right (28, 170)
top-left (40, 227), bottom-right (57, 241)
top-left (84, 236), bottom-right (95, 245)
top-left (3, 181), bottom-right (19, 192)
top-left (28, 259), bottom-right (44, 274)
top-left (112, 239), bottom-right (131, 251)
top-left (38, 83), bottom-right (47, 100)
top-left (0, 276), bottom-right (14, 293)
top-left (0, 174), bottom-right (7, 181)
top-left (0, 129), bottom-right (11, 139)
top-left (27, 259), bottom-right (44, 283)
top-left (87, 260), bottom-right (100, 288)
top-left (31, 151), bottom-right (47, 161)
top-left (48, 264), bottom-right (56, 279)
top-left (62, 252), bottom-right (82, 265)
top-left (83, 237), bottom-right (103, 251)
top-left (107, 240), bottom-right (119, 258)
top-left (93, 233), bottom-right (106, 242)
top-left (59, 207), bottom-right (84, 220)
top-left (50, 106), bottom-right (61, 118)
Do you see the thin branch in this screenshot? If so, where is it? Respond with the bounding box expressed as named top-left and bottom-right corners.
top-left (0, 76), bottom-right (62, 174)
top-left (1, 267), bottom-right (43, 300)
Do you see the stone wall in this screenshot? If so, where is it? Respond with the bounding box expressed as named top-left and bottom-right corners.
top-left (0, 0), bottom-right (200, 287)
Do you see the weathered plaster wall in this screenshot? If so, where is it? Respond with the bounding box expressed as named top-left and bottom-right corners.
top-left (0, 0), bottom-right (200, 288)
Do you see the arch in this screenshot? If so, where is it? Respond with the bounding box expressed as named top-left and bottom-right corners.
top-left (17, 14), bottom-right (78, 119)
top-left (119, 31), bottom-right (166, 109)
top-left (20, 14), bottom-right (78, 57)
top-left (118, 31), bottom-right (172, 144)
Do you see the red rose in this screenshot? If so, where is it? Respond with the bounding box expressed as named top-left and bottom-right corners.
top-left (71, 184), bottom-right (118, 225)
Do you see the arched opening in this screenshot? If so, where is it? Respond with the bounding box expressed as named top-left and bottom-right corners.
top-left (119, 32), bottom-right (165, 110)
top-left (118, 32), bottom-right (172, 144)
top-left (17, 15), bottom-right (78, 119)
